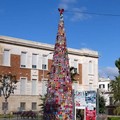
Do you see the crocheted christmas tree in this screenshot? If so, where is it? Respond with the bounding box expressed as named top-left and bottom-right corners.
top-left (44, 9), bottom-right (73, 120)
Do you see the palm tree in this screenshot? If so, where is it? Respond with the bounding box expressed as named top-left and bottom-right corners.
top-left (110, 58), bottom-right (120, 115)
top-left (99, 95), bottom-right (106, 113)
top-left (115, 58), bottom-right (120, 74)
top-left (39, 94), bottom-right (47, 119)
top-left (110, 76), bottom-right (120, 103)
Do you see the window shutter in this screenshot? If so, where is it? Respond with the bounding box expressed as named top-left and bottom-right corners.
top-left (69, 58), bottom-right (71, 67)
top-left (74, 59), bottom-right (78, 73)
top-left (42, 55), bottom-right (48, 70)
top-left (42, 55), bottom-right (47, 64)
top-left (38, 55), bottom-right (42, 69)
top-left (21, 52), bottom-right (27, 67)
top-left (71, 59), bottom-right (74, 67)
top-left (0, 53), bottom-right (3, 65)
top-left (3, 49), bottom-right (10, 66)
top-left (89, 61), bottom-right (93, 74)
top-left (20, 78), bottom-right (26, 95)
top-left (32, 79), bottom-right (37, 95)
top-left (69, 58), bottom-right (74, 67)
top-left (42, 80), bottom-right (48, 95)
top-left (32, 54), bottom-right (37, 68)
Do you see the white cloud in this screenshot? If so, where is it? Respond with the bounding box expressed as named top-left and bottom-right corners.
top-left (99, 67), bottom-right (118, 79)
top-left (80, 42), bottom-right (87, 47)
top-left (70, 7), bottom-right (91, 21)
top-left (58, 0), bottom-right (91, 21)
top-left (61, 0), bottom-right (77, 3)
top-left (58, 3), bottom-right (69, 10)
top-left (58, 0), bottom-right (77, 10)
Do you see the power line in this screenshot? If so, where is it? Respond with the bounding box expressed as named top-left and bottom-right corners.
top-left (65, 10), bottom-right (120, 17)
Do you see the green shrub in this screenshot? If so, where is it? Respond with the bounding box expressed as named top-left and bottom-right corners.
top-left (0, 114), bottom-right (13, 118)
top-left (108, 117), bottom-right (120, 120)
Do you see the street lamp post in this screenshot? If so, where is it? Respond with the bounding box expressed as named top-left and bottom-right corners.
top-left (0, 80), bottom-right (2, 96)
top-left (96, 88), bottom-right (99, 120)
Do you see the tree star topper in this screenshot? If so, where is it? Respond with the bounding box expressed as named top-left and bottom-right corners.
top-left (58, 8), bottom-right (64, 15)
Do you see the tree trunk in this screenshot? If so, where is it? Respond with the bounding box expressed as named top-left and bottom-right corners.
top-left (4, 98), bottom-right (7, 117)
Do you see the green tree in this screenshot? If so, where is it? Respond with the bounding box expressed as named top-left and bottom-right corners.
top-left (115, 58), bottom-right (120, 74)
top-left (110, 58), bottom-right (120, 115)
top-left (114, 104), bottom-right (120, 115)
top-left (39, 94), bottom-right (47, 119)
top-left (99, 95), bottom-right (106, 113)
top-left (110, 76), bottom-right (120, 103)
top-left (0, 74), bottom-right (17, 116)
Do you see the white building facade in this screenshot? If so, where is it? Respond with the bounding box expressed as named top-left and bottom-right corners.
top-left (0, 36), bottom-right (99, 113)
top-left (98, 77), bottom-right (112, 106)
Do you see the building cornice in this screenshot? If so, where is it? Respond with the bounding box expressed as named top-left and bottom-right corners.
top-left (0, 36), bottom-right (99, 58)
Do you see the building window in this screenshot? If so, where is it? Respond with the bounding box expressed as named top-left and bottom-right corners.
top-left (21, 52), bottom-right (27, 68)
top-left (74, 59), bottom-right (78, 73)
top-left (3, 49), bottom-right (10, 66)
top-left (70, 59), bottom-right (78, 73)
top-left (20, 102), bottom-right (26, 111)
top-left (108, 84), bottom-right (110, 91)
top-left (32, 102), bottom-right (37, 110)
top-left (99, 84), bottom-right (105, 89)
top-left (103, 84), bottom-right (105, 88)
top-left (109, 97), bottom-right (113, 105)
top-left (42, 55), bottom-right (48, 70)
top-left (2, 102), bottom-right (8, 110)
top-left (32, 79), bottom-right (37, 95)
top-left (89, 82), bottom-right (93, 90)
top-left (20, 78), bottom-right (26, 95)
top-left (32, 54), bottom-right (38, 69)
top-left (89, 61), bottom-right (93, 74)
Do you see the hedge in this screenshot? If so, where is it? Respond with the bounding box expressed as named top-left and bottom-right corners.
top-left (108, 117), bottom-right (120, 120)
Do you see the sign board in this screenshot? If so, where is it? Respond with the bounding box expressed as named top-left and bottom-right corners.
top-left (74, 90), bottom-right (96, 120)
top-left (86, 108), bottom-right (96, 120)
top-left (85, 91), bottom-right (96, 110)
top-left (74, 90), bottom-right (86, 108)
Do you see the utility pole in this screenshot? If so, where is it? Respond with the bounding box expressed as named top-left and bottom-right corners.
top-left (96, 88), bottom-right (99, 120)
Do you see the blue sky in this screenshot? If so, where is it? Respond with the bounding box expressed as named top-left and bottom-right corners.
top-left (0, 0), bottom-right (120, 79)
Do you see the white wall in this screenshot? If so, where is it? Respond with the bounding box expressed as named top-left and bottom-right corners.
top-left (0, 39), bottom-right (99, 95)
top-left (98, 78), bottom-right (111, 106)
